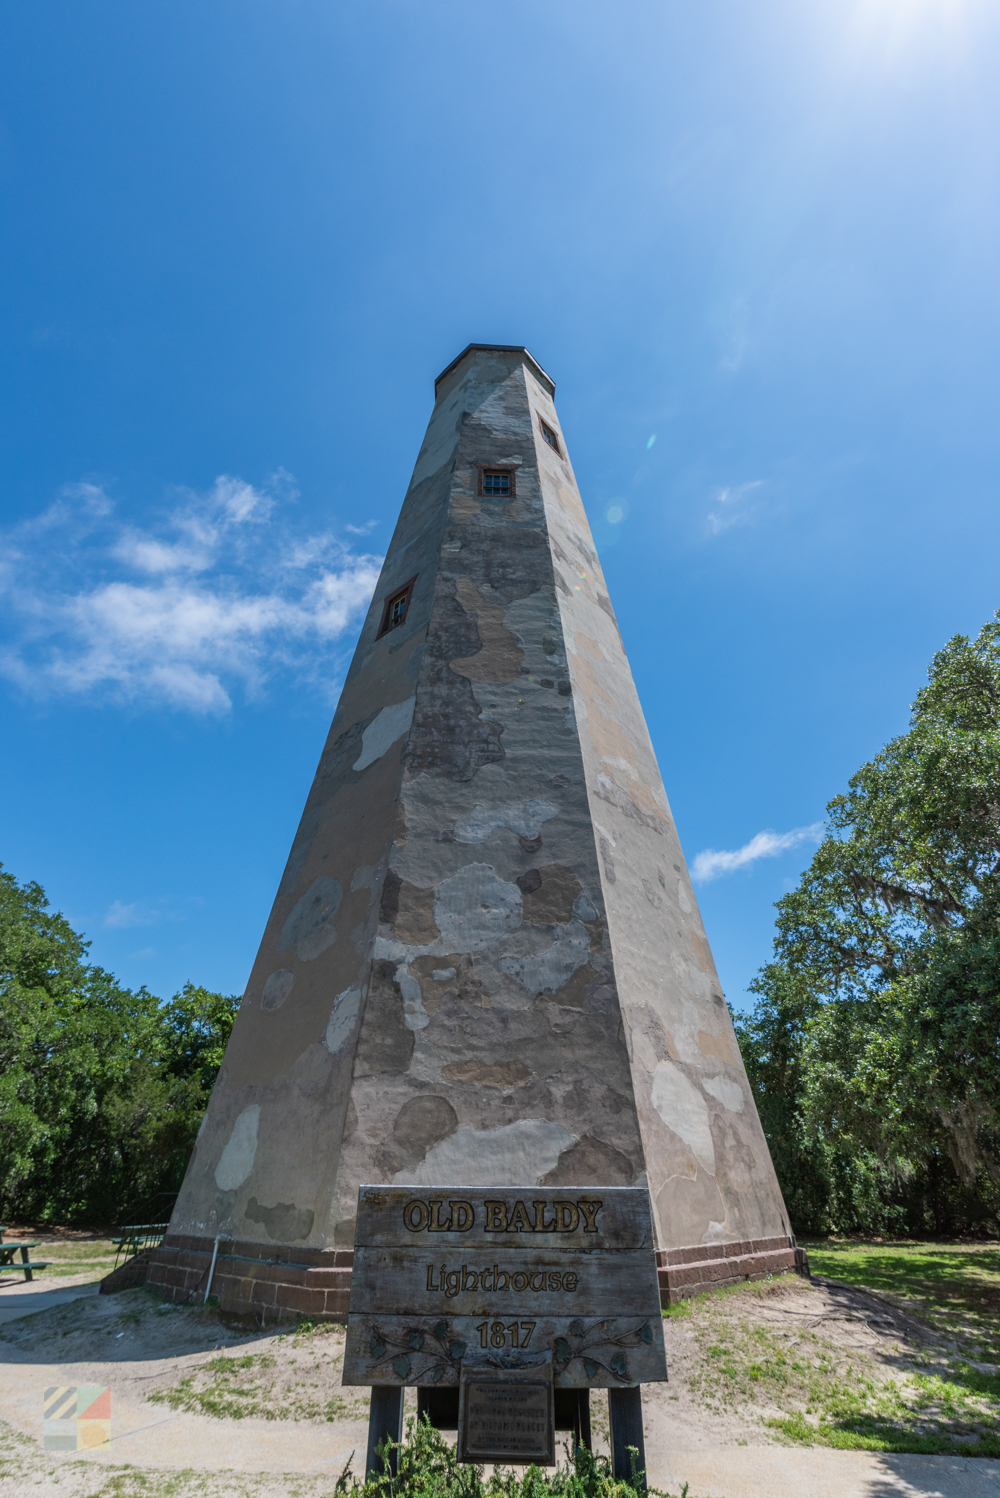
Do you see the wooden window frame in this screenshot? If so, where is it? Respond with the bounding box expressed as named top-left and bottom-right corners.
top-left (538, 418), bottom-right (561, 455)
top-left (376, 575), bottom-right (418, 639)
top-left (476, 463), bottom-right (518, 499)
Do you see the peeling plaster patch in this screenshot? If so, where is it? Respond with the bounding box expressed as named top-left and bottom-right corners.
top-left (450, 578), bottom-right (523, 682)
top-left (278, 877), bottom-right (342, 961)
top-left (703, 1074), bottom-right (745, 1113)
top-left (214, 1105), bottom-right (260, 1190)
top-left (397, 963), bottom-right (429, 1030)
top-left (325, 986), bottom-right (363, 1052)
top-left (245, 1196), bottom-right (315, 1242)
top-left (650, 1064), bottom-right (716, 1176)
top-left (573, 893), bottom-right (598, 921)
top-left (594, 773), bottom-right (665, 833)
top-left (519, 864), bottom-right (582, 926)
top-left (434, 863), bottom-right (522, 951)
top-left (352, 695), bottom-right (416, 772)
top-left (642, 879), bottom-right (663, 909)
top-left (698, 1028), bottom-right (737, 1067)
top-left (690, 929), bottom-right (715, 974)
top-left (398, 1119), bottom-right (576, 1187)
top-left (678, 881), bottom-right (692, 915)
top-left (432, 966), bottom-right (456, 981)
top-left (441, 1059), bottom-right (532, 1088)
top-left (261, 970), bottom-right (295, 1012)
top-left (573, 632), bottom-right (606, 663)
top-left (705, 1220), bottom-right (728, 1243)
top-left (499, 919), bottom-right (591, 994)
top-left (351, 865), bottom-right (380, 895)
top-left (454, 799), bottom-right (558, 843)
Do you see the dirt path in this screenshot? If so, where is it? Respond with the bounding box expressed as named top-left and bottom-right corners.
top-left (1, 1273), bottom-right (999, 1497)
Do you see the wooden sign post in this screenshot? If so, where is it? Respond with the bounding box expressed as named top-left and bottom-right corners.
top-left (344, 1185), bottom-right (667, 1481)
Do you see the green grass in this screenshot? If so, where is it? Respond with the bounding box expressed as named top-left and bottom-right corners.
top-left (0, 1234), bottom-right (119, 1278)
top-left (673, 1240), bottom-right (1000, 1456)
top-left (148, 1349), bottom-right (368, 1424)
top-left (803, 1239), bottom-right (1000, 1339)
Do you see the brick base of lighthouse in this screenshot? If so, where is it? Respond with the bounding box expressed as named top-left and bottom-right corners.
top-left (145, 1234), bottom-right (808, 1325)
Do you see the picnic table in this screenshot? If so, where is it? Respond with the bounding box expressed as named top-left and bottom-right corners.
top-left (0, 1229), bottom-right (52, 1283)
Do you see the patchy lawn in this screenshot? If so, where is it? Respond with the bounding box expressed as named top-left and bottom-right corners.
top-left (0, 1226), bottom-right (119, 1283)
top-left (659, 1239), bottom-right (1000, 1456)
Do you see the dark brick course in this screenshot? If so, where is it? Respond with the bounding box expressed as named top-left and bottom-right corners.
top-left (148, 1233), bottom-right (807, 1322)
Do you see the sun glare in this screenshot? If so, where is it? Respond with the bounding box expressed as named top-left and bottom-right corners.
top-left (846, 0), bottom-right (977, 66)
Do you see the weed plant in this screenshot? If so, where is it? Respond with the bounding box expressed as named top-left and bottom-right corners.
top-left (337, 1417), bottom-right (682, 1498)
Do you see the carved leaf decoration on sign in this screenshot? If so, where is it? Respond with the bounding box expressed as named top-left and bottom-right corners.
top-left (364, 1321), bottom-right (468, 1383)
top-left (546, 1318), bottom-right (658, 1382)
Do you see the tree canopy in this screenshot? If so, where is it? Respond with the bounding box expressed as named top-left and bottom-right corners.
top-left (737, 615), bottom-right (1000, 1236)
top-left (0, 865), bottom-right (238, 1225)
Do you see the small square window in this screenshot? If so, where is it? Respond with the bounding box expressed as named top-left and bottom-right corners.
top-left (539, 419), bottom-right (561, 455)
top-left (376, 576), bottom-right (417, 638)
top-left (477, 465), bottom-right (517, 498)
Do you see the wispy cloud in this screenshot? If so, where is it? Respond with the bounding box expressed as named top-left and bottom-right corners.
top-left (707, 480), bottom-right (764, 535)
top-left (0, 473), bottom-right (383, 715)
top-left (105, 900), bottom-right (161, 929)
top-left (691, 822), bottom-right (824, 882)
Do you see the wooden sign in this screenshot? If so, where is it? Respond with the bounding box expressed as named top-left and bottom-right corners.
top-left (458, 1366), bottom-right (555, 1466)
top-left (343, 1185), bottom-right (668, 1389)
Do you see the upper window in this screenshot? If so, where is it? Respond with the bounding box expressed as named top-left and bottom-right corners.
top-left (477, 465), bottom-right (517, 498)
top-left (539, 419), bottom-right (561, 455)
top-left (376, 576), bottom-right (417, 638)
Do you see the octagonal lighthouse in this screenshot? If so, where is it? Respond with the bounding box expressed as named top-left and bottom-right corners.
top-left (148, 345), bottom-right (805, 1321)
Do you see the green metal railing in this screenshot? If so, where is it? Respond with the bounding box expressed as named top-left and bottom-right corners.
top-left (113, 1222), bottom-right (170, 1268)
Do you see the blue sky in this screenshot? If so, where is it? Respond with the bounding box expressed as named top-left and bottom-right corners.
top-left (3, 0), bottom-right (1000, 1011)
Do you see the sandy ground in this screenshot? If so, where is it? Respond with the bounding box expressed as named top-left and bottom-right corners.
top-left (0, 1271), bottom-right (998, 1498)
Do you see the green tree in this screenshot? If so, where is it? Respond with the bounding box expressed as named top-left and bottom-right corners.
top-left (739, 615), bottom-right (1000, 1235)
top-left (0, 864), bottom-right (238, 1225)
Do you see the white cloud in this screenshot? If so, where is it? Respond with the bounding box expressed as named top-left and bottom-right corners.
top-left (707, 480), bottom-right (764, 535)
top-left (691, 822), bottom-right (824, 882)
top-left (105, 900), bottom-right (160, 929)
top-left (0, 473), bottom-right (383, 715)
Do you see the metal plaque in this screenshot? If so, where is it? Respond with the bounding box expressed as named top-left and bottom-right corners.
top-left (458, 1366), bottom-right (555, 1467)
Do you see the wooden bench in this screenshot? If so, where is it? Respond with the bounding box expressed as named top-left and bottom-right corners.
top-left (0, 1243), bottom-right (53, 1282)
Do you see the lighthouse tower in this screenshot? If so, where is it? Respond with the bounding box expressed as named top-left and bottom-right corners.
top-left (148, 345), bottom-right (805, 1320)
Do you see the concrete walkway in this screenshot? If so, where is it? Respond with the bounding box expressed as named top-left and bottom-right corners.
top-left (1, 1352), bottom-right (998, 1498)
top-left (661, 1448), bottom-right (1000, 1497)
top-left (0, 1273), bottom-right (102, 1327)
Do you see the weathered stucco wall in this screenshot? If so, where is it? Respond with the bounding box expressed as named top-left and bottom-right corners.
top-left (164, 344), bottom-right (794, 1287)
